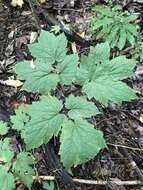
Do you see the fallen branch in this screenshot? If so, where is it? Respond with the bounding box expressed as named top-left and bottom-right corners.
top-left (33, 176), bottom-right (142, 186)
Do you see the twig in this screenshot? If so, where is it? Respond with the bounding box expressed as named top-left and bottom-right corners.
top-left (107, 143), bottom-right (143, 151)
top-left (42, 144), bottom-right (76, 190)
top-left (33, 176), bottom-right (142, 186)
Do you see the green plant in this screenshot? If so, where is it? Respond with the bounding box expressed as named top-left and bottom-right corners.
top-left (130, 40), bottom-right (143, 61)
top-left (43, 181), bottom-right (55, 190)
top-left (90, 4), bottom-right (139, 50)
top-left (12, 30), bottom-right (137, 169)
top-left (10, 104), bottom-right (29, 139)
top-left (50, 24), bottom-right (71, 34)
top-left (0, 122), bottom-right (34, 190)
top-left (50, 25), bottom-right (61, 34)
top-left (0, 121), bottom-right (8, 135)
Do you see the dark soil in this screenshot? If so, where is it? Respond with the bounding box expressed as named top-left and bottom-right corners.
top-left (1, 0), bottom-right (143, 190)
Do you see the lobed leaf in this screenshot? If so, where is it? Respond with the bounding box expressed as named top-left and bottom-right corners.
top-left (13, 60), bottom-right (59, 94)
top-left (24, 96), bottom-right (65, 149)
top-left (60, 119), bottom-right (106, 169)
top-left (65, 95), bottom-right (99, 119)
top-left (13, 31), bottom-right (78, 94)
top-left (28, 30), bottom-right (67, 64)
top-left (76, 42), bottom-right (137, 105)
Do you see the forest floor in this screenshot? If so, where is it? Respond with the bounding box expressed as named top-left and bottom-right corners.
top-left (1, 0), bottom-right (143, 190)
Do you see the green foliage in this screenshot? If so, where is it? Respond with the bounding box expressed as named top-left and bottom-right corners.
top-left (50, 25), bottom-right (61, 34)
top-left (0, 166), bottom-right (15, 190)
top-left (130, 40), bottom-right (143, 61)
top-left (12, 30), bottom-right (137, 169)
top-left (13, 152), bottom-right (35, 189)
top-left (65, 95), bottom-right (99, 119)
top-left (0, 121), bottom-right (8, 135)
top-left (90, 5), bottom-right (139, 50)
top-left (0, 138), bottom-right (14, 165)
top-left (24, 96), bottom-right (65, 149)
top-left (43, 181), bottom-right (55, 190)
top-left (60, 119), bottom-right (106, 168)
top-left (0, 139), bottom-right (15, 190)
top-left (50, 24), bottom-right (71, 34)
top-left (0, 137), bottom-right (34, 189)
top-left (28, 30), bottom-right (67, 64)
top-left (13, 31), bottom-right (79, 94)
top-left (13, 60), bottom-right (60, 94)
top-left (76, 42), bottom-right (137, 105)
top-left (11, 104), bottom-right (29, 138)
top-left (22, 95), bottom-right (105, 169)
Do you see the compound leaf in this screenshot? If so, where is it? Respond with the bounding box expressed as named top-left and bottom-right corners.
top-left (65, 95), bottom-right (99, 119)
top-left (90, 5), bottom-right (139, 49)
top-left (76, 42), bottom-right (137, 105)
top-left (13, 152), bottom-right (34, 189)
top-left (24, 96), bottom-right (65, 149)
top-left (0, 166), bottom-right (15, 190)
top-left (60, 119), bottom-right (106, 169)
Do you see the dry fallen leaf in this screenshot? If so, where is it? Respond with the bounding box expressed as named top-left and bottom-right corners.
top-left (0, 80), bottom-right (23, 87)
top-left (71, 42), bottom-right (77, 54)
top-left (78, 31), bottom-right (85, 38)
top-left (11, 0), bottom-right (24, 7)
top-left (38, 0), bottom-right (47, 3)
top-left (139, 114), bottom-right (143, 123)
